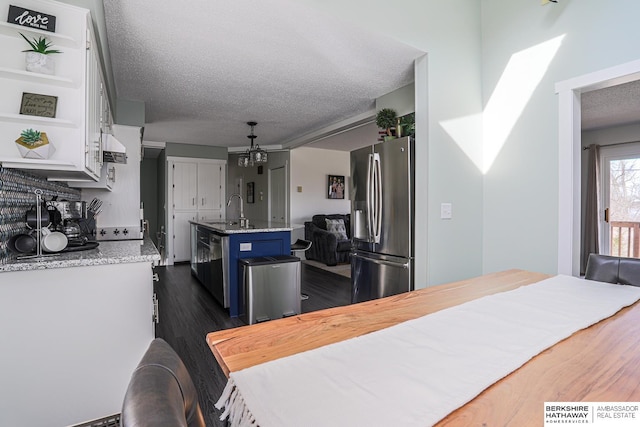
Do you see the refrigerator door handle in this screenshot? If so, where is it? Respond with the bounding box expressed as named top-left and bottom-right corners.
top-left (351, 252), bottom-right (409, 269)
top-left (372, 152), bottom-right (382, 243)
top-left (366, 153), bottom-right (374, 242)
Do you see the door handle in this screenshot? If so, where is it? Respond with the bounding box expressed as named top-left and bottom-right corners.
top-left (373, 153), bottom-right (382, 243)
top-left (351, 252), bottom-right (409, 269)
top-left (366, 154), bottom-right (374, 242)
top-left (604, 208), bottom-right (609, 223)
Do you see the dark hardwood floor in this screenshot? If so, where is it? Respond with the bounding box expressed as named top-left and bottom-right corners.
top-left (153, 261), bottom-right (351, 426)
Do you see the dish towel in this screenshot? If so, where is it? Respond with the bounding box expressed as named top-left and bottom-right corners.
top-left (215, 275), bottom-right (640, 427)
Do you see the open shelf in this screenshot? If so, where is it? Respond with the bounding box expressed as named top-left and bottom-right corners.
top-left (0, 22), bottom-right (78, 48)
top-left (0, 66), bottom-right (75, 86)
top-left (0, 157), bottom-right (76, 169)
top-left (0, 112), bottom-right (76, 127)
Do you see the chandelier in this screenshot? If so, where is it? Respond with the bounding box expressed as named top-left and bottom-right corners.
top-left (238, 121), bottom-right (267, 167)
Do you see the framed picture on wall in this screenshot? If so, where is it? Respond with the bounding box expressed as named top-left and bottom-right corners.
top-left (247, 182), bottom-right (255, 203)
top-left (327, 175), bottom-right (345, 199)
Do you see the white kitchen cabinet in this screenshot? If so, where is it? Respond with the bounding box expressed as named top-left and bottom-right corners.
top-left (173, 161), bottom-right (198, 210)
top-left (173, 210), bottom-right (197, 262)
top-left (167, 157), bottom-right (226, 264)
top-left (0, 261), bottom-right (155, 427)
top-left (197, 210), bottom-right (221, 222)
top-left (70, 162), bottom-right (116, 190)
top-left (198, 163), bottom-right (225, 211)
top-left (0, 1), bottom-right (109, 181)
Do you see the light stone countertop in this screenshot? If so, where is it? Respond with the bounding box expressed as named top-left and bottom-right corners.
top-left (0, 236), bottom-right (161, 272)
top-left (191, 219), bottom-right (293, 234)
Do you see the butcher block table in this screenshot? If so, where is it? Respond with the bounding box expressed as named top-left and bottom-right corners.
top-left (206, 269), bottom-right (640, 426)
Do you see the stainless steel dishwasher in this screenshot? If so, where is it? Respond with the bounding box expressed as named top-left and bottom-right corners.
top-left (209, 233), bottom-right (227, 307)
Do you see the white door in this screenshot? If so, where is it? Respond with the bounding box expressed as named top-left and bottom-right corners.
top-left (173, 211), bottom-right (196, 262)
top-left (269, 166), bottom-right (287, 222)
top-left (599, 142), bottom-right (640, 258)
top-left (173, 162), bottom-right (198, 211)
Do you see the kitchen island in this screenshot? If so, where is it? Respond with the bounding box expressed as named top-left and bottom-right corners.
top-left (190, 219), bottom-right (293, 317)
top-left (0, 237), bottom-right (160, 427)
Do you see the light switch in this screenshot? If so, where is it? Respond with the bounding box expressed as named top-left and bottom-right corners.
top-left (441, 203), bottom-right (452, 220)
top-left (297, 186), bottom-right (303, 193)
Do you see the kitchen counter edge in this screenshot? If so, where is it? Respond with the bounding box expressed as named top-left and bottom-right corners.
top-left (0, 237), bottom-right (161, 272)
top-left (190, 219), bottom-right (293, 234)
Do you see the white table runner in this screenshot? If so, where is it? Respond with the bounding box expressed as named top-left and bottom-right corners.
top-left (216, 275), bottom-right (640, 427)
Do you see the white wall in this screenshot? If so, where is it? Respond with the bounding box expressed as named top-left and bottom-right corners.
top-left (290, 147), bottom-right (350, 239)
top-left (481, 0), bottom-right (640, 275)
top-left (300, 0), bottom-right (484, 287)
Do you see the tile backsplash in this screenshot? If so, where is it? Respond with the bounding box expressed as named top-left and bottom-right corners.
top-left (0, 167), bottom-right (80, 261)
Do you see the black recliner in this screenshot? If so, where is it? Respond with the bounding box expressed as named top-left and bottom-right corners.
top-left (584, 254), bottom-right (640, 287)
top-left (121, 338), bottom-right (205, 427)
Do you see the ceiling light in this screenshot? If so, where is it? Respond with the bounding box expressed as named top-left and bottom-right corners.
top-left (238, 121), bottom-right (267, 167)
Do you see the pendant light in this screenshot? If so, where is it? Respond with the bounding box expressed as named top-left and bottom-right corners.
top-left (238, 121), bottom-right (267, 167)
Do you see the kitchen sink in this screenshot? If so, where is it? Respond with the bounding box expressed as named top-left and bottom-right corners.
top-left (208, 220), bottom-right (238, 226)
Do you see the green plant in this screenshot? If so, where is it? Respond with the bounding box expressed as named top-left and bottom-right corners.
top-left (375, 108), bottom-right (397, 136)
top-left (19, 33), bottom-right (61, 54)
top-left (400, 113), bottom-right (415, 136)
top-left (20, 128), bottom-right (42, 146)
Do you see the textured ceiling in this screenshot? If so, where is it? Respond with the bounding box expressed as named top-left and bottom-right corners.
top-left (102, 0), bottom-right (423, 150)
top-left (582, 79), bottom-right (640, 131)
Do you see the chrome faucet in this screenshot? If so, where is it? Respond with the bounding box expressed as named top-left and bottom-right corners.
top-left (227, 193), bottom-right (249, 227)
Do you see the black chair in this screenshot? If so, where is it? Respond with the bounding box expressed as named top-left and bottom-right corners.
top-left (584, 254), bottom-right (640, 287)
top-left (291, 238), bottom-right (312, 255)
top-left (121, 338), bottom-right (205, 427)
top-left (304, 214), bottom-right (351, 266)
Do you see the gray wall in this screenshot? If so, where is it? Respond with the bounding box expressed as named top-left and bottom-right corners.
top-left (116, 99), bottom-right (145, 127)
top-left (481, 0), bottom-right (640, 275)
top-left (140, 157), bottom-right (158, 246)
top-left (157, 149), bottom-right (167, 257)
top-left (227, 151), bottom-right (290, 221)
top-left (305, 0), bottom-right (484, 287)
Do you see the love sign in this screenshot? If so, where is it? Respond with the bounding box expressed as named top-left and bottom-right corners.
top-left (8, 5), bottom-right (56, 32)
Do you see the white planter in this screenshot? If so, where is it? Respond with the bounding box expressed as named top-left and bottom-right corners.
top-left (15, 133), bottom-right (55, 159)
top-left (25, 52), bottom-right (55, 75)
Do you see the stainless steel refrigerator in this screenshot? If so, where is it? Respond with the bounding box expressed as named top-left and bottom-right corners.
top-left (351, 136), bottom-right (415, 303)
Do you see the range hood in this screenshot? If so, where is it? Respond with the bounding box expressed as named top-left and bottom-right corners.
top-left (102, 133), bottom-right (127, 164)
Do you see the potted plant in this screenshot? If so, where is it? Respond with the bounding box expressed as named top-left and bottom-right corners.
top-left (375, 108), bottom-right (397, 141)
top-left (400, 113), bottom-right (415, 137)
top-left (15, 128), bottom-right (55, 159)
top-left (20, 33), bottom-right (61, 75)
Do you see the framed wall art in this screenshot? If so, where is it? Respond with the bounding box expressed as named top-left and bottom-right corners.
top-left (20, 92), bottom-right (58, 118)
top-left (327, 175), bottom-right (345, 199)
top-left (247, 181), bottom-right (255, 203)
top-left (8, 5), bottom-right (56, 32)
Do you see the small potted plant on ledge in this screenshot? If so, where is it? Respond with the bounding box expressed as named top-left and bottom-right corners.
top-left (20, 33), bottom-right (61, 75)
top-left (15, 128), bottom-right (55, 159)
top-left (400, 113), bottom-right (415, 137)
top-left (376, 108), bottom-right (397, 141)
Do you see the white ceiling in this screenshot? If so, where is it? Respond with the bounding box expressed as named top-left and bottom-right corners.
top-left (102, 0), bottom-right (640, 154)
top-left (102, 0), bottom-right (424, 151)
top-left (581, 79), bottom-right (640, 131)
